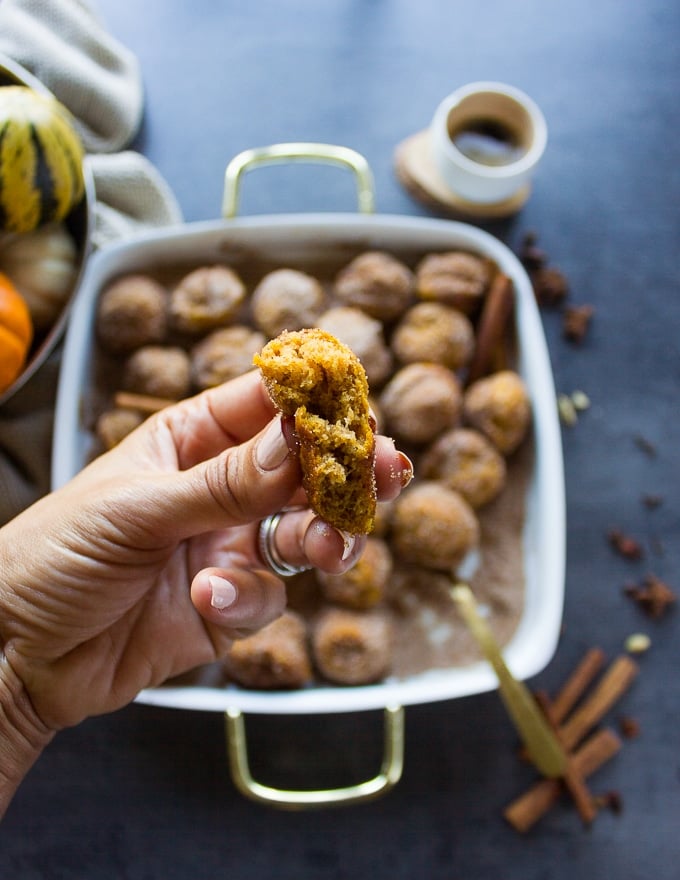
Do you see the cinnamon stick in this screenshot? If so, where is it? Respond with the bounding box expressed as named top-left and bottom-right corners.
top-left (550, 647), bottom-right (606, 724)
top-left (534, 691), bottom-right (596, 826)
top-left (504, 728), bottom-right (621, 832)
top-left (114, 390), bottom-right (176, 414)
top-left (560, 656), bottom-right (638, 751)
top-left (467, 272), bottom-right (515, 383)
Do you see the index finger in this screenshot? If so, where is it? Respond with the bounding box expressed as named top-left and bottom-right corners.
top-left (158, 370), bottom-right (276, 468)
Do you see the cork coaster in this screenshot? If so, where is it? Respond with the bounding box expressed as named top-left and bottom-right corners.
top-left (394, 129), bottom-right (531, 220)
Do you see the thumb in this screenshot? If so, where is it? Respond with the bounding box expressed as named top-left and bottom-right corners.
top-left (150, 415), bottom-right (301, 538)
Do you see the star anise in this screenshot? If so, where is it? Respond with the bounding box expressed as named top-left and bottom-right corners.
top-left (624, 574), bottom-right (676, 618)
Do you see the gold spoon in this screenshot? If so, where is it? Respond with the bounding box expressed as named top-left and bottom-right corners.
top-left (450, 584), bottom-right (567, 779)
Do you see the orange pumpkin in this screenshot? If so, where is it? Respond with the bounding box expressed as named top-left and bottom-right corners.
top-left (0, 271), bottom-right (33, 394)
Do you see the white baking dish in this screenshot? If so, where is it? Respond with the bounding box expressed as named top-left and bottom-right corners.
top-left (52, 145), bottom-right (565, 805)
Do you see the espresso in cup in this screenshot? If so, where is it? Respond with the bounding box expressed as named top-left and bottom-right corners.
top-left (448, 117), bottom-right (526, 167)
top-left (431, 82), bottom-right (547, 205)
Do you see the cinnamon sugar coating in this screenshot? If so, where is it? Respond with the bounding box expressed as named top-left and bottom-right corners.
top-left (95, 408), bottom-right (144, 450)
top-left (391, 302), bottom-right (475, 370)
top-left (312, 608), bottom-right (393, 685)
top-left (191, 325), bottom-right (266, 390)
top-left (463, 370), bottom-right (531, 455)
top-left (169, 265), bottom-right (246, 334)
top-left (416, 251), bottom-right (491, 314)
top-left (419, 427), bottom-right (507, 509)
top-left (251, 268), bottom-right (326, 338)
top-left (334, 251), bottom-right (415, 321)
top-left (316, 537), bottom-right (393, 610)
top-left (379, 362), bottom-right (462, 445)
top-left (224, 611), bottom-right (312, 689)
top-left (96, 274), bottom-right (168, 354)
top-left (122, 345), bottom-right (191, 400)
top-left (317, 306), bottom-right (393, 387)
top-left (391, 481), bottom-right (479, 571)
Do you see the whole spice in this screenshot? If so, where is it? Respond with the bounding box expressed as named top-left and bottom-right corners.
top-left (618, 716), bottom-right (640, 739)
top-left (558, 655), bottom-right (638, 751)
top-left (466, 271), bottom-right (514, 383)
top-left (504, 728), bottom-right (621, 832)
top-left (624, 575), bottom-right (676, 618)
top-left (557, 393), bottom-right (578, 427)
top-left (516, 231), bottom-right (570, 307)
top-left (592, 790), bottom-right (624, 814)
top-left (549, 647), bottom-right (605, 723)
top-left (517, 231), bottom-right (548, 271)
top-left (532, 266), bottom-right (569, 307)
top-left (505, 650), bottom-right (638, 832)
top-left (571, 389), bottom-right (591, 411)
top-left (562, 304), bottom-right (594, 343)
top-left (608, 528), bottom-right (644, 560)
top-left (624, 632), bottom-right (651, 654)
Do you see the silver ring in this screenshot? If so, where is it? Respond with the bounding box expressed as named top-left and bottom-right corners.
top-left (258, 512), bottom-right (312, 578)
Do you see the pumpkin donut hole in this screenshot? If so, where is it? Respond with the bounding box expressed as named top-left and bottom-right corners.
top-left (316, 305), bottom-right (393, 388)
top-left (96, 274), bottom-right (169, 354)
top-left (312, 608), bottom-right (393, 685)
top-left (391, 302), bottom-right (475, 371)
top-left (95, 407), bottom-right (145, 450)
top-left (463, 370), bottom-right (531, 455)
top-left (191, 325), bottom-right (266, 390)
top-left (251, 268), bottom-right (327, 338)
top-left (316, 537), bottom-right (393, 610)
top-left (122, 345), bottom-right (192, 400)
top-left (391, 481), bottom-right (480, 571)
top-left (415, 251), bottom-right (491, 315)
top-left (419, 427), bottom-right (507, 509)
top-left (169, 265), bottom-right (246, 334)
top-left (379, 362), bottom-right (462, 445)
top-left (223, 612), bottom-right (313, 690)
top-left (333, 251), bottom-right (415, 322)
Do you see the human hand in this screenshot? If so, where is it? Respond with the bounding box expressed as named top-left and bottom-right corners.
top-left (0, 369), bottom-right (412, 734)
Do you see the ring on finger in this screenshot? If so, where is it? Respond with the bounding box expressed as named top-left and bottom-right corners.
top-left (258, 512), bottom-right (312, 578)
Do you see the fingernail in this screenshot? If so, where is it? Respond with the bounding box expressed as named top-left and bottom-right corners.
top-left (397, 451), bottom-right (414, 488)
top-left (256, 417), bottom-right (289, 471)
top-left (209, 576), bottom-right (238, 610)
top-left (335, 528), bottom-right (357, 561)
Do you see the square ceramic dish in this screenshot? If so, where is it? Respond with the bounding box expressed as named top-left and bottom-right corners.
top-left (52, 146), bottom-right (565, 805)
top-left (53, 212), bottom-right (565, 709)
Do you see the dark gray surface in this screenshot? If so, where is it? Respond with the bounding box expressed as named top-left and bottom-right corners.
top-left (2, 1), bottom-right (679, 876)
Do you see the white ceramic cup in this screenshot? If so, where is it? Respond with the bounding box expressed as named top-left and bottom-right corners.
top-left (430, 81), bottom-right (547, 205)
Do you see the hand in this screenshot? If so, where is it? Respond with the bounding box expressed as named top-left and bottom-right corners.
top-left (0, 369), bottom-right (411, 734)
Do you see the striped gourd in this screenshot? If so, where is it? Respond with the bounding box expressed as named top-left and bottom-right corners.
top-left (0, 86), bottom-right (85, 233)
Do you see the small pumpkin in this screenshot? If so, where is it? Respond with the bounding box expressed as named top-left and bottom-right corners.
top-left (0, 271), bottom-right (33, 394)
top-left (0, 86), bottom-right (85, 233)
top-left (0, 222), bottom-right (78, 332)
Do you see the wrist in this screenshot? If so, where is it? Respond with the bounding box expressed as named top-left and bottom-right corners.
top-left (0, 651), bottom-right (54, 819)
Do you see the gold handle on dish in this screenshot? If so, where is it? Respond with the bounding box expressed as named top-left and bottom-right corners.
top-left (222, 142), bottom-right (376, 218)
top-left (224, 705), bottom-right (404, 809)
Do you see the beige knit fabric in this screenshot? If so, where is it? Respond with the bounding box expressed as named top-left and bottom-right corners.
top-left (0, 0), bottom-right (183, 524)
top-left (0, 0), bottom-right (142, 153)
